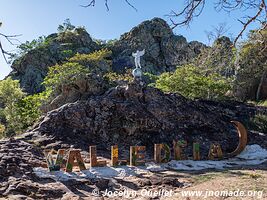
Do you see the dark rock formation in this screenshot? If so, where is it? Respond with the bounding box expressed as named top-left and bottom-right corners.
top-left (0, 139), bottom-right (68, 199)
top-left (194, 36), bottom-right (235, 77)
top-left (8, 18), bottom-right (206, 95)
top-left (0, 138), bottom-right (188, 199)
top-left (9, 28), bottom-right (99, 94)
top-left (42, 73), bottom-right (110, 112)
top-left (0, 139), bottom-right (108, 199)
top-left (27, 82), bottom-right (267, 158)
top-left (1, 83), bottom-right (267, 199)
top-left (111, 18), bottom-right (206, 74)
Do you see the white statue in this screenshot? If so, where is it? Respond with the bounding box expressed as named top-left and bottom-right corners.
top-left (132, 49), bottom-right (145, 68)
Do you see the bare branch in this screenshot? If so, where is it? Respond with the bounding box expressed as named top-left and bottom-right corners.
top-left (82, 0), bottom-right (266, 45)
top-left (81, 0), bottom-right (95, 8)
top-left (105, 0), bottom-right (109, 11)
top-left (166, 0), bottom-right (267, 45)
top-left (233, 0), bottom-right (266, 45)
top-left (205, 22), bottom-right (230, 43)
top-left (0, 40), bottom-right (10, 63)
top-left (166, 0), bottom-right (206, 28)
top-left (0, 33), bottom-right (22, 45)
top-left (125, 0), bottom-right (137, 12)
top-left (0, 32), bottom-right (21, 63)
top-left (81, 0), bottom-right (137, 11)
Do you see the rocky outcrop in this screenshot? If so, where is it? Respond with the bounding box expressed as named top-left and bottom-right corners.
top-left (0, 139), bottom-right (68, 199)
top-left (42, 73), bottom-right (110, 112)
top-left (9, 28), bottom-right (99, 94)
top-left (0, 138), bottom-right (188, 199)
top-left (0, 139), bottom-right (107, 199)
top-left (112, 18), bottom-right (206, 74)
top-left (27, 82), bottom-right (267, 158)
top-left (8, 18), bottom-right (206, 95)
top-left (1, 82), bottom-right (267, 199)
top-left (194, 36), bottom-right (235, 77)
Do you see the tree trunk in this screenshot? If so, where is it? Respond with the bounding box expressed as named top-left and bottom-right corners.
top-left (256, 71), bottom-right (267, 101)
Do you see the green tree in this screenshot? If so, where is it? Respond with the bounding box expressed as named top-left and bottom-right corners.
top-left (194, 36), bottom-right (236, 78)
top-left (14, 93), bottom-right (48, 130)
top-left (43, 62), bottom-right (90, 94)
top-left (234, 28), bottom-right (267, 100)
top-left (57, 18), bottom-right (75, 33)
top-left (42, 49), bottom-right (113, 109)
top-left (9, 36), bottom-right (47, 62)
top-left (69, 49), bottom-right (112, 74)
top-left (0, 77), bottom-right (44, 136)
top-left (0, 77), bottom-right (25, 105)
top-left (155, 64), bottom-right (232, 100)
top-left (0, 77), bottom-right (25, 134)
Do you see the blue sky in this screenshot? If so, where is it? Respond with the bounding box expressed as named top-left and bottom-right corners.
top-left (0, 0), bottom-right (260, 79)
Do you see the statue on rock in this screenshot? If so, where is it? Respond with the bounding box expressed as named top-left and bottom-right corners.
top-left (132, 49), bottom-right (145, 68)
top-left (132, 49), bottom-right (145, 79)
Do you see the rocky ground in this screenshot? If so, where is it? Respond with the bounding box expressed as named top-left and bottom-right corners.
top-left (0, 138), bottom-right (267, 199)
top-left (24, 81), bottom-right (267, 159)
top-left (1, 80), bottom-right (267, 199)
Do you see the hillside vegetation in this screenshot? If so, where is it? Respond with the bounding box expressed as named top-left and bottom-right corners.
top-left (0, 18), bottom-right (266, 137)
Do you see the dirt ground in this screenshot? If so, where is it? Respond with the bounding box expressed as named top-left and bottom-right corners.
top-left (93, 162), bottom-right (267, 200)
top-left (62, 163), bottom-right (267, 200)
top-left (162, 168), bottom-right (267, 200)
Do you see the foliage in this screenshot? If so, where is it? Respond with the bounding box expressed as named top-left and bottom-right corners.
top-left (143, 72), bottom-right (159, 87)
top-left (0, 78), bottom-right (24, 134)
top-left (69, 49), bottom-right (112, 73)
top-left (8, 35), bottom-right (53, 63)
top-left (0, 78), bottom-right (44, 135)
top-left (155, 65), bottom-right (232, 100)
top-left (104, 70), bottom-right (158, 87)
top-left (60, 49), bottom-right (73, 58)
top-left (14, 92), bottom-right (48, 130)
top-left (0, 77), bottom-right (25, 106)
top-left (57, 18), bottom-right (75, 33)
top-left (43, 49), bottom-right (113, 104)
top-left (248, 100), bottom-right (267, 107)
top-left (234, 28), bottom-right (267, 100)
top-left (248, 114), bottom-right (267, 134)
top-left (92, 38), bottom-right (118, 47)
top-left (194, 36), bottom-right (236, 78)
top-left (0, 123), bottom-right (5, 139)
top-left (257, 101), bottom-right (267, 107)
top-left (43, 62), bottom-right (90, 94)
top-left (104, 69), bottom-right (133, 86)
top-left (18, 36), bottom-right (46, 53)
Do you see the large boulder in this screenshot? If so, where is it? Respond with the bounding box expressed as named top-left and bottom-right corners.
top-left (194, 36), bottom-right (235, 77)
top-left (111, 18), bottom-right (206, 74)
top-left (8, 18), bottom-right (206, 95)
top-left (42, 73), bottom-right (109, 112)
top-left (28, 81), bottom-right (267, 157)
top-left (9, 28), bottom-right (99, 94)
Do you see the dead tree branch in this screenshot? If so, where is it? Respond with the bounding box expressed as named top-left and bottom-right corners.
top-left (81, 0), bottom-right (137, 11)
top-left (167, 0), bottom-right (267, 45)
top-left (233, 0), bottom-right (266, 45)
top-left (0, 33), bottom-right (21, 63)
top-left (166, 0), bottom-right (206, 28)
top-left (82, 0), bottom-right (266, 45)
